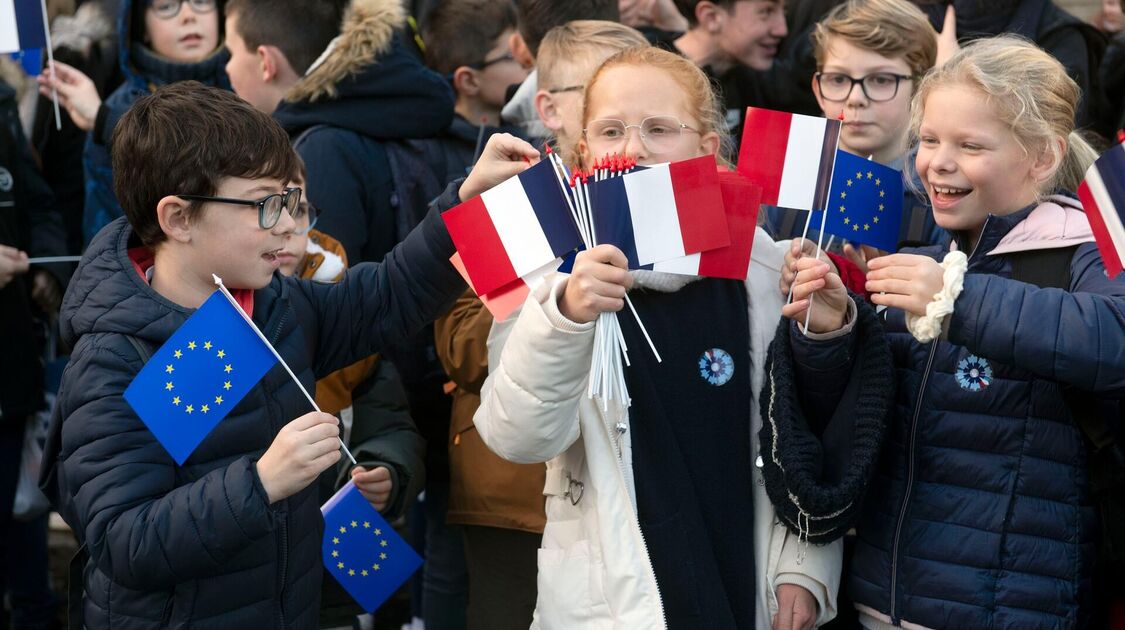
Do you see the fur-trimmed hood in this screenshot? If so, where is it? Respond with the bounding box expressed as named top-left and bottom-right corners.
top-left (273, 0), bottom-right (453, 140)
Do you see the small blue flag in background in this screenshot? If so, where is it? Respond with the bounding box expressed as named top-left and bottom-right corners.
top-left (123, 291), bottom-right (277, 465)
top-left (0, 0), bottom-right (48, 54)
top-left (322, 480), bottom-right (423, 612)
top-left (822, 150), bottom-right (903, 251)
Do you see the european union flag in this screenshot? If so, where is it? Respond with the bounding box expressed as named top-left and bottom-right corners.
top-left (822, 150), bottom-right (903, 251)
top-left (322, 481), bottom-right (423, 612)
top-left (123, 291), bottom-right (277, 465)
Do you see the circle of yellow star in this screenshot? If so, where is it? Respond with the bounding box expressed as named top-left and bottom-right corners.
top-left (165, 382), bottom-right (174, 391)
top-left (380, 552), bottom-right (387, 560)
top-left (339, 526), bottom-right (347, 534)
top-left (332, 550), bottom-right (339, 557)
top-left (172, 396), bottom-right (181, 405)
top-left (224, 364), bottom-right (233, 374)
top-left (337, 562), bottom-right (344, 569)
top-left (380, 540), bottom-right (388, 547)
top-left (361, 570), bottom-right (368, 576)
top-left (332, 537), bottom-right (339, 544)
top-left (165, 365), bottom-right (174, 374)
top-left (173, 350), bottom-right (183, 359)
top-left (374, 529), bottom-right (382, 535)
top-left (203, 341), bottom-right (212, 350)
top-left (363, 522), bottom-right (370, 528)
top-left (223, 381), bottom-right (232, 390)
top-left (185, 405), bottom-right (194, 414)
top-left (188, 341), bottom-right (197, 350)
top-left (214, 395), bottom-right (223, 405)
top-left (373, 564), bottom-right (381, 571)
top-left (351, 520), bottom-right (358, 528)
top-left (217, 350), bottom-right (226, 359)
top-left (348, 569), bottom-right (355, 576)
top-left (201, 404), bottom-right (210, 413)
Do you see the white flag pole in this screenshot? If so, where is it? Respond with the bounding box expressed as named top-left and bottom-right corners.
top-left (38, 0), bottom-right (61, 130)
top-left (212, 274), bottom-right (357, 465)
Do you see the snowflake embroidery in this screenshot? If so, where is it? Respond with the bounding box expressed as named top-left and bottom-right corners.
top-left (955, 355), bottom-right (993, 392)
top-left (698, 348), bottom-right (735, 386)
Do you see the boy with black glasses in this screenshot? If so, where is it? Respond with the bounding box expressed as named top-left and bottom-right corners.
top-left (41, 81), bottom-right (533, 628)
top-left (765, 0), bottom-right (945, 253)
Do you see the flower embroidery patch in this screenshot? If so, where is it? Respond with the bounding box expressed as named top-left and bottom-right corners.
top-left (955, 355), bottom-right (993, 391)
top-left (699, 348), bottom-right (735, 386)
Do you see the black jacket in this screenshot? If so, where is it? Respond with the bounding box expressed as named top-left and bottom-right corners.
top-left (46, 184), bottom-right (464, 627)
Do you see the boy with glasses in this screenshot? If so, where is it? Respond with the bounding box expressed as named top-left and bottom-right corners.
top-left (41, 81), bottom-right (530, 628)
top-left (422, 0), bottom-right (529, 179)
top-left (764, 0), bottom-right (946, 253)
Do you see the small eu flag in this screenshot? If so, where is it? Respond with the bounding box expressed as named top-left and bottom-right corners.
top-left (322, 480), bottom-right (423, 612)
top-left (123, 291), bottom-right (278, 465)
top-left (822, 150), bottom-right (903, 251)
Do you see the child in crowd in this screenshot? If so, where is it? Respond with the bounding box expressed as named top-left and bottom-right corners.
top-left (475, 46), bottom-right (841, 630)
top-left (41, 81), bottom-right (531, 627)
top-left (276, 163), bottom-right (427, 627)
top-left (40, 0), bottom-right (230, 245)
top-left (655, 0), bottom-right (788, 144)
top-left (501, 0), bottom-right (621, 145)
top-left (782, 37), bottom-right (1125, 629)
top-left (765, 0), bottom-right (944, 258)
top-left (422, 0), bottom-right (529, 179)
top-left (534, 20), bottom-right (649, 163)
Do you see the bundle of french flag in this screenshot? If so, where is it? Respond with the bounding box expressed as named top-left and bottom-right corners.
top-left (1077, 135), bottom-right (1125, 279)
top-left (443, 152), bottom-right (763, 322)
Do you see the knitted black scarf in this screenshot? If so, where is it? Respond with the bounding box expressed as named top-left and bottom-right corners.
top-left (757, 296), bottom-right (894, 545)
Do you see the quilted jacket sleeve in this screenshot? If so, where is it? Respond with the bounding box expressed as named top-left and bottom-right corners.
top-left (57, 341), bottom-right (277, 591)
top-left (474, 276), bottom-right (593, 464)
top-left (950, 243), bottom-right (1125, 394)
top-left (293, 182), bottom-right (466, 378)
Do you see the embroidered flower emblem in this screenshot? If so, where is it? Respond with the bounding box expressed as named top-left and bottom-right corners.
top-left (699, 348), bottom-right (735, 386)
top-left (955, 355), bottom-right (993, 391)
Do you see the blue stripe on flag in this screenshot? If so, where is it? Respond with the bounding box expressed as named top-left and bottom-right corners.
top-left (518, 161), bottom-right (582, 257)
top-left (590, 177), bottom-right (640, 268)
top-left (15, 0), bottom-right (47, 50)
top-left (1096, 146), bottom-right (1125, 215)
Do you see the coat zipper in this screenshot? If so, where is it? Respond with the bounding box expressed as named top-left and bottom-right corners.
top-left (605, 407), bottom-right (668, 628)
top-left (888, 220), bottom-right (987, 623)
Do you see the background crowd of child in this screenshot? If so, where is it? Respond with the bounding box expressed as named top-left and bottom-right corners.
top-left (1, 0), bottom-right (1124, 628)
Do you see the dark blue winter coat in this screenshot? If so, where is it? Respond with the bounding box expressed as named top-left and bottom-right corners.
top-left (791, 200), bottom-right (1125, 629)
top-left (82, 0), bottom-right (230, 246)
top-left (48, 184), bottom-right (464, 628)
top-left (272, 0), bottom-right (454, 265)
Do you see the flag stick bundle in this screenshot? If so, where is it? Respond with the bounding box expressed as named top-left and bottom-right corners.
top-left (545, 148), bottom-right (660, 410)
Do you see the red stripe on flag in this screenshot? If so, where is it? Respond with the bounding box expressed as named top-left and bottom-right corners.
top-left (697, 173), bottom-right (762, 279)
top-left (1078, 181), bottom-right (1124, 278)
top-left (669, 157), bottom-right (729, 254)
top-left (737, 107), bottom-right (793, 206)
top-left (442, 195), bottom-right (520, 293)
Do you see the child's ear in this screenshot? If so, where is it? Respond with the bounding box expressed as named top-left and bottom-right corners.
top-left (157, 195), bottom-right (195, 244)
top-left (535, 90), bottom-right (563, 132)
top-left (699, 130), bottom-right (721, 158)
top-left (696, 1), bottom-right (724, 34)
top-left (509, 32), bottom-right (534, 69)
top-left (1030, 136), bottom-right (1065, 185)
top-left (452, 66), bottom-right (480, 97)
top-left (258, 45), bottom-right (291, 84)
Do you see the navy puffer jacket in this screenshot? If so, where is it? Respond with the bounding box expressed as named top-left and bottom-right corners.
top-left (48, 187), bottom-right (463, 628)
top-left (792, 201), bottom-right (1125, 629)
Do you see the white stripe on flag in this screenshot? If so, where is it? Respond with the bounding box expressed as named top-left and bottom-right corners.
top-left (482, 176), bottom-right (556, 277)
top-left (652, 253), bottom-right (701, 276)
top-left (776, 115), bottom-right (828, 211)
top-left (624, 164), bottom-right (687, 265)
top-left (1085, 165), bottom-right (1125, 256)
top-left (0, 1), bottom-right (21, 54)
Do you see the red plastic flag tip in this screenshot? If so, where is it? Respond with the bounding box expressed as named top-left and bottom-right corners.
top-left (544, 143), bottom-right (554, 155)
top-left (1117, 129), bottom-right (1125, 145)
top-left (837, 110), bottom-right (845, 121)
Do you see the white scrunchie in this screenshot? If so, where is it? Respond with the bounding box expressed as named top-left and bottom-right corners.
top-left (905, 250), bottom-right (969, 343)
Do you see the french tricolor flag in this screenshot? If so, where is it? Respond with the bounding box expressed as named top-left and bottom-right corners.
top-left (737, 107), bottom-right (841, 211)
top-left (443, 159), bottom-right (582, 296)
top-left (652, 171), bottom-right (762, 279)
top-left (1077, 143), bottom-right (1125, 279)
top-left (590, 155), bottom-right (729, 269)
top-left (450, 252), bottom-right (561, 322)
top-left (0, 0), bottom-right (47, 54)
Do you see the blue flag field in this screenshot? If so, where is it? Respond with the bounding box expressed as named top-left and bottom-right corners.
top-left (123, 290), bottom-right (277, 465)
top-left (822, 150), bottom-right (903, 251)
top-left (322, 481), bottom-right (423, 612)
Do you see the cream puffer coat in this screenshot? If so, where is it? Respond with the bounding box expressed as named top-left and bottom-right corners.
top-left (475, 228), bottom-right (842, 629)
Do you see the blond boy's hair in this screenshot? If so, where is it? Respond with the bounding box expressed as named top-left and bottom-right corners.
top-left (813, 0), bottom-right (936, 79)
top-left (537, 20), bottom-right (648, 92)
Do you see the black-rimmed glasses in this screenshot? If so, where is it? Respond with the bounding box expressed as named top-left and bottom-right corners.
top-left (293, 200), bottom-right (319, 236)
top-left (815, 72), bottom-right (914, 102)
top-left (149, 0), bottom-right (216, 20)
top-left (471, 52), bottom-right (516, 70)
top-left (178, 187), bottom-right (304, 230)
